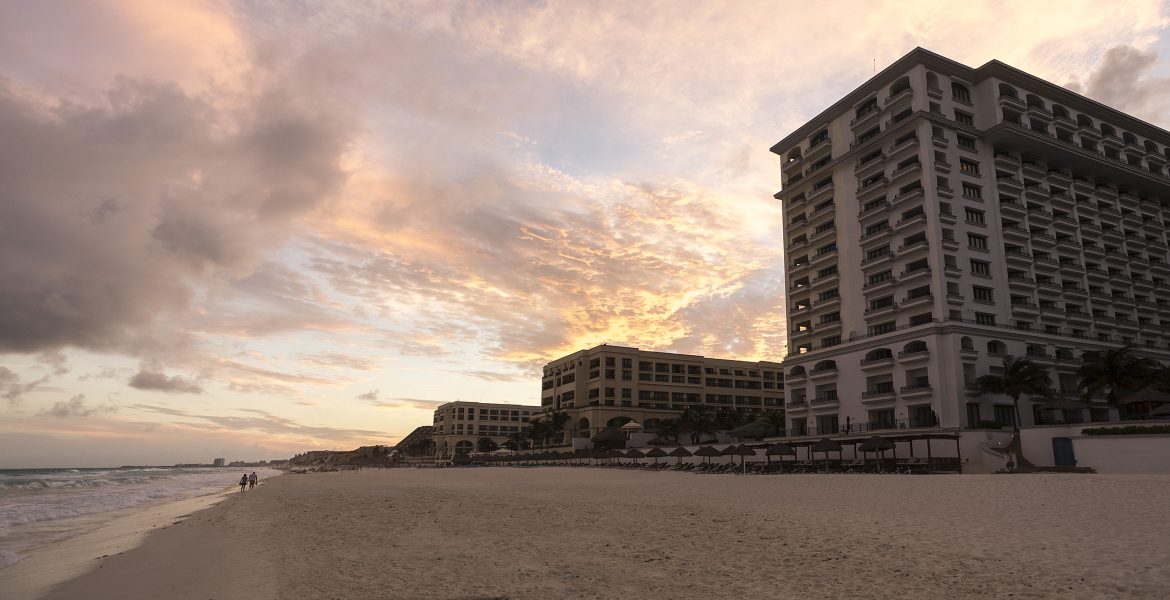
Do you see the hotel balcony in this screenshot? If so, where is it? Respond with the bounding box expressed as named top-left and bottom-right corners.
top-left (1011, 300), bottom-right (1040, 317)
top-left (809, 366), bottom-right (838, 380)
top-left (810, 270), bottom-right (839, 291)
top-left (887, 134), bottom-right (919, 159)
top-left (858, 201), bottom-right (891, 224)
top-left (861, 251), bottom-right (895, 273)
top-left (947, 292), bottom-right (965, 306)
top-left (900, 293), bottom-right (933, 310)
top-left (1116, 317), bottom-right (1140, 332)
top-left (786, 398), bottom-right (808, 410)
top-left (890, 186), bottom-right (925, 209)
top-left (900, 384), bottom-right (933, 399)
top-left (1082, 243), bottom-right (1105, 259)
top-left (1008, 274), bottom-right (1035, 290)
top-left (1039, 306), bottom-right (1065, 322)
top-left (809, 225), bottom-right (837, 244)
top-left (810, 247), bottom-right (837, 267)
top-left (1055, 236), bottom-right (1080, 253)
top-left (1000, 198), bottom-right (1026, 217)
top-left (1030, 231), bottom-right (1056, 248)
top-left (806, 137), bottom-right (832, 162)
top-left (810, 395), bottom-right (839, 408)
top-left (1058, 259), bottom-right (1084, 275)
top-left (850, 105), bottom-right (882, 132)
top-left (898, 267), bottom-right (931, 284)
top-left (1086, 267), bottom-right (1109, 283)
top-left (863, 302), bottom-right (898, 319)
top-left (861, 389), bottom-right (897, 403)
top-left (994, 151), bottom-right (1022, 170)
top-left (997, 175), bottom-right (1024, 195)
top-left (859, 355), bottom-right (895, 371)
top-left (1036, 280), bottom-right (1063, 295)
top-left (893, 212), bottom-right (927, 233)
top-left (1002, 224), bottom-right (1029, 241)
top-left (1066, 309), bottom-right (1092, 324)
top-left (807, 180), bottom-right (834, 204)
top-left (889, 161), bottom-right (922, 183)
top-left (1027, 206), bottom-right (1053, 224)
top-left (856, 177), bottom-right (890, 202)
top-left (897, 349), bottom-right (930, 363)
top-left (1063, 285), bottom-right (1089, 299)
top-left (897, 237), bottom-right (930, 258)
top-left (860, 227), bottom-right (892, 247)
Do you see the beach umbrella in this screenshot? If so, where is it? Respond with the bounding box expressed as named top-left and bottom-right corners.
top-left (646, 447), bottom-right (669, 464)
top-left (668, 446), bottom-right (693, 464)
top-left (727, 419), bottom-right (776, 440)
top-left (858, 435), bottom-right (894, 466)
top-left (766, 442), bottom-right (796, 471)
top-left (723, 444), bottom-right (757, 473)
top-left (624, 448), bottom-right (646, 465)
top-left (694, 445), bottom-right (721, 463)
top-left (1152, 403), bottom-right (1170, 416)
top-left (591, 427), bottom-right (627, 450)
top-left (811, 437), bottom-right (843, 464)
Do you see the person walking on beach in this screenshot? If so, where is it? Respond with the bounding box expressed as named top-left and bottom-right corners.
top-left (1004, 451), bottom-right (1016, 473)
top-left (248, 472), bottom-right (258, 489)
top-left (239, 474), bottom-right (248, 491)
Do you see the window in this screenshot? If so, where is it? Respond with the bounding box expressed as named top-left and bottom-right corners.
top-left (973, 286), bottom-right (994, 302)
top-left (970, 260), bottom-right (990, 276)
top-left (951, 82), bottom-right (971, 103)
top-left (960, 159), bottom-right (980, 176)
top-left (962, 183), bottom-right (982, 199)
top-left (968, 234), bottom-right (988, 250)
top-left (955, 111), bottom-right (974, 126)
top-left (975, 312), bottom-right (997, 326)
top-left (993, 405), bottom-right (1016, 426)
top-left (965, 208), bottom-right (985, 224)
top-left (957, 135), bottom-right (976, 150)
top-left (870, 321), bottom-right (896, 335)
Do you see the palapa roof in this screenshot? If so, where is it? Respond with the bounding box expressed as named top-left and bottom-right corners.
top-left (667, 447), bottom-right (694, 457)
top-left (591, 426), bottom-right (626, 444)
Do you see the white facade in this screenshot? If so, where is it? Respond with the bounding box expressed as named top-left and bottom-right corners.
top-left (772, 48), bottom-right (1170, 438)
top-left (431, 401), bottom-right (542, 459)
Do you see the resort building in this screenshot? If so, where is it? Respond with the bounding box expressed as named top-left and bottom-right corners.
top-left (430, 401), bottom-right (541, 459)
top-left (772, 47), bottom-right (1170, 437)
top-left (541, 344), bottom-right (784, 439)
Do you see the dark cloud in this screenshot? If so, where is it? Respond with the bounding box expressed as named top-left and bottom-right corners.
top-left (128, 369), bottom-right (204, 394)
top-left (37, 350), bottom-right (70, 375)
top-left (41, 394), bottom-right (117, 418)
top-left (0, 76), bottom-right (351, 358)
top-left (1068, 46), bottom-right (1170, 126)
top-left (356, 389), bottom-right (379, 401)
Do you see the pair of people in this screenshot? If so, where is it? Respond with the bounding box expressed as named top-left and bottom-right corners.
top-left (238, 472), bottom-right (259, 491)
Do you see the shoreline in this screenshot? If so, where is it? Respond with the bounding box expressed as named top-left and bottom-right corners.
top-left (0, 483), bottom-right (254, 600)
top-left (23, 469), bottom-right (1170, 599)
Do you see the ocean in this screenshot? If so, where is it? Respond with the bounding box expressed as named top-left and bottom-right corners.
top-left (0, 466), bottom-right (278, 568)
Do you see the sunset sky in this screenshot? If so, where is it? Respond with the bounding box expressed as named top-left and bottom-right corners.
top-left (3, 1), bottom-right (1170, 467)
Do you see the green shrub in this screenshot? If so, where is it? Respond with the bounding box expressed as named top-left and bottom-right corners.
top-left (1081, 425), bottom-right (1170, 436)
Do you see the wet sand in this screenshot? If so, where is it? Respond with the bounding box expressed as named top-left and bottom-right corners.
top-left (24, 468), bottom-right (1170, 599)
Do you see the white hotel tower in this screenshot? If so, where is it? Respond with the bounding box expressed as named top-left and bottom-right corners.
top-left (772, 48), bottom-right (1170, 437)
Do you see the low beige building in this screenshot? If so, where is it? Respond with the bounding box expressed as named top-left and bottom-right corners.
top-left (431, 401), bottom-right (542, 459)
top-left (541, 344), bottom-right (785, 440)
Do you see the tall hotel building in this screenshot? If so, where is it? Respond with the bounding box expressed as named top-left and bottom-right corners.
top-left (772, 48), bottom-right (1170, 437)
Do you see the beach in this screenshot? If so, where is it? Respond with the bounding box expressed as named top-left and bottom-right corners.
top-left (16, 468), bottom-right (1170, 599)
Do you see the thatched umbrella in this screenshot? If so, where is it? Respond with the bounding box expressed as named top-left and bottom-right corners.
top-left (722, 444), bottom-right (757, 473)
top-left (766, 442), bottom-right (796, 471)
top-left (811, 437), bottom-right (843, 464)
top-left (668, 446), bottom-right (693, 464)
top-left (727, 419), bottom-right (776, 440)
top-left (694, 445), bottom-right (721, 463)
top-left (1152, 403), bottom-right (1170, 417)
top-left (646, 447), bottom-right (669, 464)
top-left (624, 448), bottom-right (647, 465)
top-left (858, 435), bottom-right (894, 468)
top-left (591, 426), bottom-right (627, 450)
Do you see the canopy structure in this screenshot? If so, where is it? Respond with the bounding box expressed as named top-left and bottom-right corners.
top-left (646, 447), bottom-right (669, 463)
top-left (668, 446), bottom-right (693, 464)
top-left (591, 426), bottom-right (627, 450)
top-left (694, 446), bottom-right (722, 463)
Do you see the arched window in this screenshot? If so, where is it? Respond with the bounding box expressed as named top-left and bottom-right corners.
top-left (1077, 114), bottom-right (1094, 128)
top-left (1123, 132), bottom-right (1138, 145)
top-left (1101, 123), bottom-right (1117, 137)
top-left (1026, 344), bottom-right (1047, 357)
top-left (960, 336), bottom-right (975, 350)
top-left (813, 359), bottom-right (837, 372)
top-left (926, 72), bottom-right (940, 92)
top-left (1145, 140), bottom-right (1159, 153)
top-left (856, 97), bottom-right (879, 119)
top-left (787, 148), bottom-right (802, 162)
top-left (998, 83), bottom-right (1018, 98)
top-left (903, 340), bottom-right (928, 354)
top-left (987, 340), bottom-right (1006, 354)
top-left (1025, 94), bottom-right (1045, 109)
top-left (864, 348), bottom-right (893, 361)
top-left (577, 417), bottom-right (590, 431)
top-left (789, 366), bottom-right (807, 377)
top-left (891, 76), bottom-right (912, 96)
top-left (1052, 104), bottom-right (1069, 118)
top-left (606, 416), bottom-right (632, 428)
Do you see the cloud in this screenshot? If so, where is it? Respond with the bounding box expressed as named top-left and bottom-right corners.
top-left (365, 397), bottom-right (445, 411)
top-left (1067, 45), bottom-right (1170, 125)
top-left (130, 404), bottom-right (389, 440)
top-left (461, 371), bottom-right (523, 383)
top-left (41, 393), bottom-right (117, 418)
top-left (356, 389), bottom-right (379, 401)
top-left (37, 350), bottom-right (69, 375)
top-left (128, 369), bottom-right (203, 394)
top-left (1, 366), bottom-right (48, 402)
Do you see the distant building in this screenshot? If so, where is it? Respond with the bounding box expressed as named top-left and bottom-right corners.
top-left (431, 402), bottom-right (541, 459)
top-left (542, 344), bottom-right (785, 439)
top-left (213, 458), bottom-right (226, 467)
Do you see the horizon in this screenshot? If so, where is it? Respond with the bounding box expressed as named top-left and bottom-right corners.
top-left (5, 1), bottom-right (1170, 468)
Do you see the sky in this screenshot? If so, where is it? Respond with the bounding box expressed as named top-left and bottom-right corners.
top-left (3, 1), bottom-right (1170, 467)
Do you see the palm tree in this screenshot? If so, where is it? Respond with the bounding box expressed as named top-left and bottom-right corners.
top-left (477, 437), bottom-right (498, 452)
top-left (760, 410), bottom-right (787, 436)
top-left (546, 411), bottom-right (571, 446)
top-left (655, 418), bottom-right (682, 444)
top-left (975, 356), bottom-right (1053, 429)
top-left (1077, 346), bottom-right (1160, 406)
top-left (679, 406), bottom-right (717, 444)
top-left (526, 418), bottom-right (551, 450)
top-left (505, 430), bottom-right (529, 451)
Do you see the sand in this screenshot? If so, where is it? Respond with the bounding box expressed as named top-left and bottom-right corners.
top-left (20, 468), bottom-right (1170, 599)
